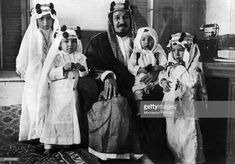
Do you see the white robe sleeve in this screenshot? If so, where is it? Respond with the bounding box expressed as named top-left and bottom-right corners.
top-left (180, 70), bottom-right (198, 88)
top-left (171, 65), bottom-right (198, 88)
top-left (159, 54), bottom-right (167, 68)
top-left (100, 71), bottom-right (116, 81)
top-left (16, 29), bottom-right (30, 77)
top-left (48, 54), bottom-right (65, 81)
top-left (158, 70), bottom-right (168, 87)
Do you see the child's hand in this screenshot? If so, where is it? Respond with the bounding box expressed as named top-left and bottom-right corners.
top-left (16, 70), bottom-right (25, 79)
top-left (152, 65), bottom-right (164, 71)
top-left (63, 63), bottom-right (72, 71)
top-left (137, 67), bottom-right (148, 74)
top-left (161, 79), bottom-right (171, 92)
top-left (74, 63), bottom-right (86, 71)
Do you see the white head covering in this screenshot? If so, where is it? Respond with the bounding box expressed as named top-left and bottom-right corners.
top-left (134, 27), bottom-right (160, 52)
top-left (166, 32), bottom-right (194, 67)
top-left (36, 26), bottom-right (83, 135)
top-left (31, 3), bottom-right (57, 20)
top-left (109, 0), bottom-right (132, 13)
top-left (16, 3), bottom-right (60, 80)
top-left (133, 27), bottom-right (167, 66)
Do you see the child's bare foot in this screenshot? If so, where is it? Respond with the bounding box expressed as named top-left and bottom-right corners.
top-left (43, 148), bottom-right (60, 156)
top-left (43, 149), bottom-right (53, 156)
top-left (43, 144), bottom-right (54, 156)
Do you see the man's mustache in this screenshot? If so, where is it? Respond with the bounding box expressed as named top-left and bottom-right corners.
top-left (118, 24), bottom-right (128, 28)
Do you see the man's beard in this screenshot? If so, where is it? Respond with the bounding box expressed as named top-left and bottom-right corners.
top-left (115, 30), bottom-right (130, 37)
top-left (115, 26), bottom-right (131, 37)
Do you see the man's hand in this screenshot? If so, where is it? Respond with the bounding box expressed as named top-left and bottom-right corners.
top-left (161, 79), bottom-right (172, 92)
top-left (104, 77), bottom-right (117, 100)
top-left (140, 70), bottom-right (159, 85)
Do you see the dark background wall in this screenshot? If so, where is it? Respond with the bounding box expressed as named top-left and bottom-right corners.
top-left (153, 0), bottom-right (206, 49)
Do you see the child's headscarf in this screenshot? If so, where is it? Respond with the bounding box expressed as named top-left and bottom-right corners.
top-left (16, 3), bottom-right (60, 80)
top-left (133, 27), bottom-right (167, 67)
top-left (134, 27), bottom-right (167, 53)
top-left (134, 27), bottom-right (159, 52)
top-left (166, 32), bottom-right (193, 67)
top-left (36, 26), bottom-right (83, 135)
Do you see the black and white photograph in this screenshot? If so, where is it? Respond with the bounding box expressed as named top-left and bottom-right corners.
top-left (0, 0), bottom-right (235, 163)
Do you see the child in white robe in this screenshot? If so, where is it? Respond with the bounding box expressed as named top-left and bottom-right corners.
top-left (128, 27), bottom-right (167, 102)
top-left (159, 32), bottom-right (207, 164)
top-left (37, 26), bottom-right (88, 155)
top-left (16, 3), bottom-right (60, 141)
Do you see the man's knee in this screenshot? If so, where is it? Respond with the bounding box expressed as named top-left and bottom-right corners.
top-left (78, 76), bottom-right (100, 113)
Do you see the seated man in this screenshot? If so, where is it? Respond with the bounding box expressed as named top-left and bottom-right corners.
top-left (78, 0), bottom-right (172, 163)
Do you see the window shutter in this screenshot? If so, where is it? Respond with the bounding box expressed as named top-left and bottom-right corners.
top-left (2, 0), bottom-right (22, 70)
top-left (131, 0), bottom-right (148, 27)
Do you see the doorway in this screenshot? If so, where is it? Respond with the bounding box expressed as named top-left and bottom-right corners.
top-left (0, 0), bottom-right (29, 70)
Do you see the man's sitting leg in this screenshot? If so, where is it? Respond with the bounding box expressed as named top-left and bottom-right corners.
top-left (78, 76), bottom-right (99, 146)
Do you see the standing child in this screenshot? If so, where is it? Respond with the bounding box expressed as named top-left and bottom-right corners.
top-left (159, 32), bottom-right (207, 164)
top-left (37, 26), bottom-right (88, 155)
top-left (16, 3), bottom-right (60, 141)
top-left (128, 27), bottom-right (167, 104)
